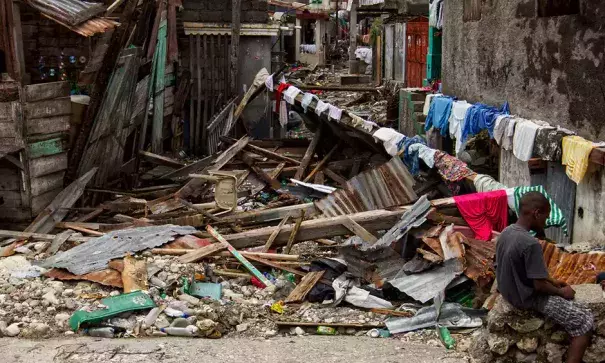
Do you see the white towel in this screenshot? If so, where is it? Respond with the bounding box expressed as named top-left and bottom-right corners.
top-left (512, 119), bottom-right (540, 161)
top-left (301, 93), bottom-right (317, 113)
top-left (448, 100), bottom-right (472, 155)
top-left (328, 105), bottom-right (342, 121)
top-left (283, 86), bottom-right (301, 105)
top-left (265, 74), bottom-right (274, 91)
top-left (493, 115), bottom-right (510, 146)
top-left (373, 127), bottom-right (405, 156)
top-left (502, 117), bottom-right (517, 150)
top-left (315, 100), bottom-right (330, 116)
top-left (423, 93), bottom-right (443, 116)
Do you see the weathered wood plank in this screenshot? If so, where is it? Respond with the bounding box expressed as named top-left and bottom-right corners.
top-left (263, 214), bottom-right (291, 252)
top-left (24, 81), bottom-right (70, 102)
top-left (0, 122), bottom-right (17, 138)
top-left (285, 270), bottom-right (325, 303)
top-left (0, 229), bottom-right (90, 243)
top-left (139, 150), bottom-right (185, 168)
top-left (26, 115), bottom-right (70, 135)
top-left (295, 127), bottom-right (321, 180)
top-left (0, 207), bottom-right (31, 222)
top-left (0, 102), bottom-right (14, 121)
top-left (30, 188), bottom-right (62, 215)
top-left (29, 171), bottom-right (65, 197)
top-left (0, 190), bottom-right (23, 207)
top-left (27, 138), bottom-right (64, 159)
top-left (29, 153), bottom-right (68, 178)
top-left (0, 169), bottom-right (20, 191)
top-left (219, 202), bottom-right (317, 225)
top-left (24, 97), bottom-right (71, 119)
top-left (341, 215), bottom-right (378, 243)
top-left (177, 242), bottom-right (226, 263)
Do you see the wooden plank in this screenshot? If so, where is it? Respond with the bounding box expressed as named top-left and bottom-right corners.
top-left (0, 168), bottom-right (19, 190)
top-left (196, 34), bottom-right (202, 154)
top-left (188, 35), bottom-right (195, 152)
top-left (270, 162), bottom-right (286, 180)
top-left (303, 144), bottom-right (339, 182)
top-left (285, 270), bottom-right (325, 303)
top-left (56, 222), bottom-right (104, 236)
top-left (139, 150), bottom-right (185, 168)
top-left (31, 189), bottom-right (60, 214)
top-left (241, 152), bottom-right (281, 189)
top-left (206, 225), bottom-right (274, 288)
top-left (341, 215), bottom-right (378, 243)
top-left (27, 137), bottom-right (64, 159)
top-left (159, 156), bottom-right (213, 179)
top-left (178, 243), bottom-right (226, 263)
top-left (323, 168), bottom-right (348, 187)
top-left (285, 211), bottom-right (305, 254)
top-left (24, 97), bottom-right (71, 119)
top-left (45, 229), bottom-right (75, 255)
top-left (0, 102), bottom-right (14, 121)
top-left (219, 202), bottom-right (317, 225)
top-left (294, 126), bottom-right (322, 180)
top-left (24, 81), bottom-right (70, 102)
top-left (25, 115), bottom-right (70, 136)
top-left (0, 207), bottom-right (31, 222)
top-left (589, 147), bottom-right (605, 166)
top-left (0, 190), bottom-right (23, 207)
top-left (230, 0), bottom-right (241, 94)
top-left (29, 171), bottom-right (65, 197)
top-left (29, 153), bottom-right (68, 178)
top-left (211, 135), bottom-right (250, 170)
top-left (263, 214), bottom-right (291, 252)
top-left (0, 229), bottom-right (90, 243)
top-left (222, 137), bottom-right (301, 165)
top-left (0, 122), bottom-right (17, 138)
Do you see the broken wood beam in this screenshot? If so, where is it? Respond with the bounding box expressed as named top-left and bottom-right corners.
top-left (285, 211), bottom-right (305, 254)
top-left (241, 152), bottom-right (281, 189)
top-left (218, 202), bottom-right (317, 225)
top-left (303, 143), bottom-right (339, 182)
top-left (55, 222), bottom-right (104, 236)
top-left (221, 197), bottom-right (456, 249)
top-left (221, 136), bottom-right (301, 165)
top-left (152, 248), bottom-right (301, 261)
top-left (263, 214), bottom-right (291, 252)
top-left (341, 216), bottom-right (378, 244)
top-left (0, 230), bottom-right (91, 243)
top-left (323, 168), bottom-right (348, 187)
top-left (177, 243), bottom-right (226, 263)
top-left (295, 126), bottom-right (322, 180)
top-left (285, 270), bottom-right (325, 303)
top-left (138, 150), bottom-right (185, 168)
top-left (296, 85), bottom-right (382, 92)
top-left (180, 199), bottom-right (242, 233)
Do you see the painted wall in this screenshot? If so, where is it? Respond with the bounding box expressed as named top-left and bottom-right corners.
top-left (442, 0), bottom-right (605, 140)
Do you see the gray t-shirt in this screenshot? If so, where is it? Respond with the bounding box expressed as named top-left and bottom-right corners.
top-left (495, 224), bottom-right (549, 309)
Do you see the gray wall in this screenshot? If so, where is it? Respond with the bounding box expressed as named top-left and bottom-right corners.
top-left (239, 37), bottom-right (272, 137)
top-left (182, 0), bottom-right (268, 23)
top-left (442, 0), bottom-right (605, 140)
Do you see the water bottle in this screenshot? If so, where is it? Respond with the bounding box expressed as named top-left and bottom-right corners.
top-left (161, 325), bottom-right (199, 337)
top-left (143, 307), bottom-right (162, 327)
top-left (88, 327), bottom-right (115, 338)
top-left (164, 307), bottom-right (188, 318)
top-left (437, 326), bottom-right (455, 349)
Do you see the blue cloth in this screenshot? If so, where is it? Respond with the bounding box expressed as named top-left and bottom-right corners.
top-left (402, 135), bottom-right (427, 175)
top-left (461, 102), bottom-right (510, 143)
top-left (425, 96), bottom-right (454, 137)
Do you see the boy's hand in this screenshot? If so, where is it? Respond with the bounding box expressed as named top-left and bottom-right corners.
top-left (560, 286), bottom-right (576, 300)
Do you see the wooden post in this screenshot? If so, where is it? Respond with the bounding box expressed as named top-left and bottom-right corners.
top-left (230, 0), bottom-right (241, 95)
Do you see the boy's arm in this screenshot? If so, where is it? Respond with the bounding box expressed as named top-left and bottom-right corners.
top-left (533, 279), bottom-right (575, 299)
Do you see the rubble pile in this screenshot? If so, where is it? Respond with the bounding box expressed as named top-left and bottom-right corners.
top-left (470, 286), bottom-right (605, 363)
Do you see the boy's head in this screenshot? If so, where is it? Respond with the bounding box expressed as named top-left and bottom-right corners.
top-left (518, 191), bottom-right (551, 230)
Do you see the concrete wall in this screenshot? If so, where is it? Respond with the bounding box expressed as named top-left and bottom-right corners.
top-left (182, 0), bottom-right (268, 23)
top-left (239, 37), bottom-right (272, 137)
top-left (442, 0), bottom-right (605, 140)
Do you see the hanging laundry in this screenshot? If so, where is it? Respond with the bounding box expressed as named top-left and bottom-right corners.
top-left (562, 135), bottom-right (595, 184)
top-left (373, 128), bottom-right (405, 156)
top-left (283, 86), bottom-right (302, 105)
top-left (433, 150), bottom-right (475, 182)
top-left (350, 112), bottom-right (377, 132)
top-left (493, 115), bottom-right (512, 147)
top-left (533, 127), bottom-right (574, 162)
top-left (429, 0), bottom-right (444, 29)
top-left (448, 100), bottom-right (472, 155)
top-left (461, 102), bottom-right (510, 143)
top-left (265, 73), bottom-right (274, 91)
top-left (454, 190), bottom-right (508, 241)
top-left (409, 143), bottom-right (437, 168)
top-left (423, 93), bottom-right (442, 116)
top-left (473, 174), bottom-right (507, 193)
top-left (328, 105), bottom-right (343, 121)
top-left (425, 96), bottom-right (453, 137)
top-left (402, 136), bottom-right (428, 175)
top-left (512, 185), bottom-right (568, 235)
top-left (511, 119), bottom-right (541, 162)
top-left (315, 100), bottom-right (330, 116)
top-left (301, 93), bottom-right (318, 113)
top-left (275, 83), bottom-right (290, 115)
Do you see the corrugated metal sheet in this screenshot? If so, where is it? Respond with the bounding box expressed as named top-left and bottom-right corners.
top-left (541, 241), bottom-right (605, 285)
top-left (360, 0), bottom-right (385, 5)
top-left (384, 24), bottom-right (394, 80)
top-left (462, 237), bottom-right (496, 286)
top-left (573, 167), bottom-right (605, 244)
top-left (184, 22), bottom-right (282, 36)
top-left (71, 17), bottom-right (119, 37)
top-left (386, 303), bottom-right (485, 334)
top-left (26, 0), bottom-right (106, 26)
top-left (543, 162), bottom-right (576, 245)
top-left (394, 22), bottom-right (406, 82)
top-left (38, 225), bottom-right (197, 275)
top-left (315, 156), bottom-right (417, 217)
top-left (387, 258), bottom-right (465, 303)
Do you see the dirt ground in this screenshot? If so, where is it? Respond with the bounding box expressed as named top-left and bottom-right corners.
top-left (0, 336), bottom-right (469, 363)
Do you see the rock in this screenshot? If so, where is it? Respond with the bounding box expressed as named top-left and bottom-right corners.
top-left (508, 317), bottom-right (544, 333)
top-left (178, 294), bottom-right (200, 305)
top-left (170, 318), bottom-right (189, 328)
top-left (109, 290), bottom-right (120, 297)
top-left (596, 320), bottom-right (605, 336)
top-left (61, 289), bottom-right (74, 297)
top-left (264, 329), bottom-right (278, 338)
top-left (64, 331), bottom-right (75, 336)
top-left (236, 323), bottom-right (249, 332)
top-left (294, 327), bottom-right (305, 336)
top-left (42, 291), bottom-right (60, 305)
top-left (152, 331), bottom-right (168, 337)
top-left (541, 343), bottom-right (565, 363)
top-left (29, 322), bottom-right (50, 337)
top-left (514, 351), bottom-right (538, 363)
top-left (55, 313), bottom-right (70, 327)
top-left (549, 330), bottom-right (568, 344)
top-left (154, 315), bottom-right (170, 329)
top-left (186, 316), bottom-right (198, 325)
top-left (345, 328), bottom-right (356, 335)
top-left (487, 334), bottom-right (514, 356)
top-left (583, 336), bottom-right (605, 363)
top-left (456, 337), bottom-right (472, 353)
top-left (4, 323), bottom-right (20, 337)
top-left (196, 319), bottom-right (217, 335)
top-left (516, 337), bottom-right (538, 353)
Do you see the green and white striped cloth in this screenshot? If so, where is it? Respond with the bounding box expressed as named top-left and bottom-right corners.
top-left (513, 185), bottom-right (568, 236)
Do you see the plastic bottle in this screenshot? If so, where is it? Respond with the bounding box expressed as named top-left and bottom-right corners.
top-left (143, 307), bottom-right (162, 327)
top-left (366, 328), bottom-right (380, 338)
top-left (316, 326), bottom-right (336, 335)
top-left (161, 325), bottom-right (199, 337)
top-left (437, 326), bottom-right (455, 349)
top-left (88, 327), bottom-right (115, 338)
top-left (164, 307), bottom-right (189, 318)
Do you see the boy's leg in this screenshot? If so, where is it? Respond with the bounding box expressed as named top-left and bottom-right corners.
top-left (597, 272), bottom-right (605, 284)
top-left (534, 296), bottom-right (594, 363)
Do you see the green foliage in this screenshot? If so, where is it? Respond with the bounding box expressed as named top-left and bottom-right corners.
top-left (370, 18), bottom-right (383, 45)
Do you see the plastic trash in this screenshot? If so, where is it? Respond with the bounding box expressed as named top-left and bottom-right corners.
top-left (164, 307), bottom-right (188, 318)
top-left (88, 327), bottom-right (115, 338)
top-left (437, 325), bottom-right (456, 349)
top-left (316, 326), bottom-right (336, 335)
top-left (161, 325), bottom-right (199, 337)
top-left (143, 307), bottom-right (162, 327)
top-left (367, 329), bottom-right (380, 338)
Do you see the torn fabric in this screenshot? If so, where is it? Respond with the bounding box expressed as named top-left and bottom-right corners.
top-left (283, 86), bottom-right (302, 105)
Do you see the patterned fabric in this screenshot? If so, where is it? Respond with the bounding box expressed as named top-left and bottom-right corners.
top-left (534, 295), bottom-right (594, 337)
top-left (402, 136), bottom-right (427, 175)
top-left (533, 127), bottom-right (572, 162)
top-left (433, 151), bottom-right (474, 182)
top-left (562, 135), bottom-right (594, 184)
top-left (513, 185), bottom-right (568, 235)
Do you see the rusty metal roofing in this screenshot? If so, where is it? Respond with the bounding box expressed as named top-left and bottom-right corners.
top-left (71, 17), bottom-right (119, 37)
top-left (183, 22), bottom-right (284, 37)
top-left (462, 237), bottom-right (496, 287)
top-left (540, 241), bottom-right (605, 285)
top-left (315, 156), bottom-right (417, 217)
top-left (26, 0), bottom-right (106, 26)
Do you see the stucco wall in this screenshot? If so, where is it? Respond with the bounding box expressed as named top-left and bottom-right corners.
top-left (442, 0), bottom-right (605, 140)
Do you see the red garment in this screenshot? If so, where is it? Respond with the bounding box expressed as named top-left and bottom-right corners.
top-left (275, 83), bottom-right (291, 114)
top-left (453, 190), bottom-right (508, 241)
